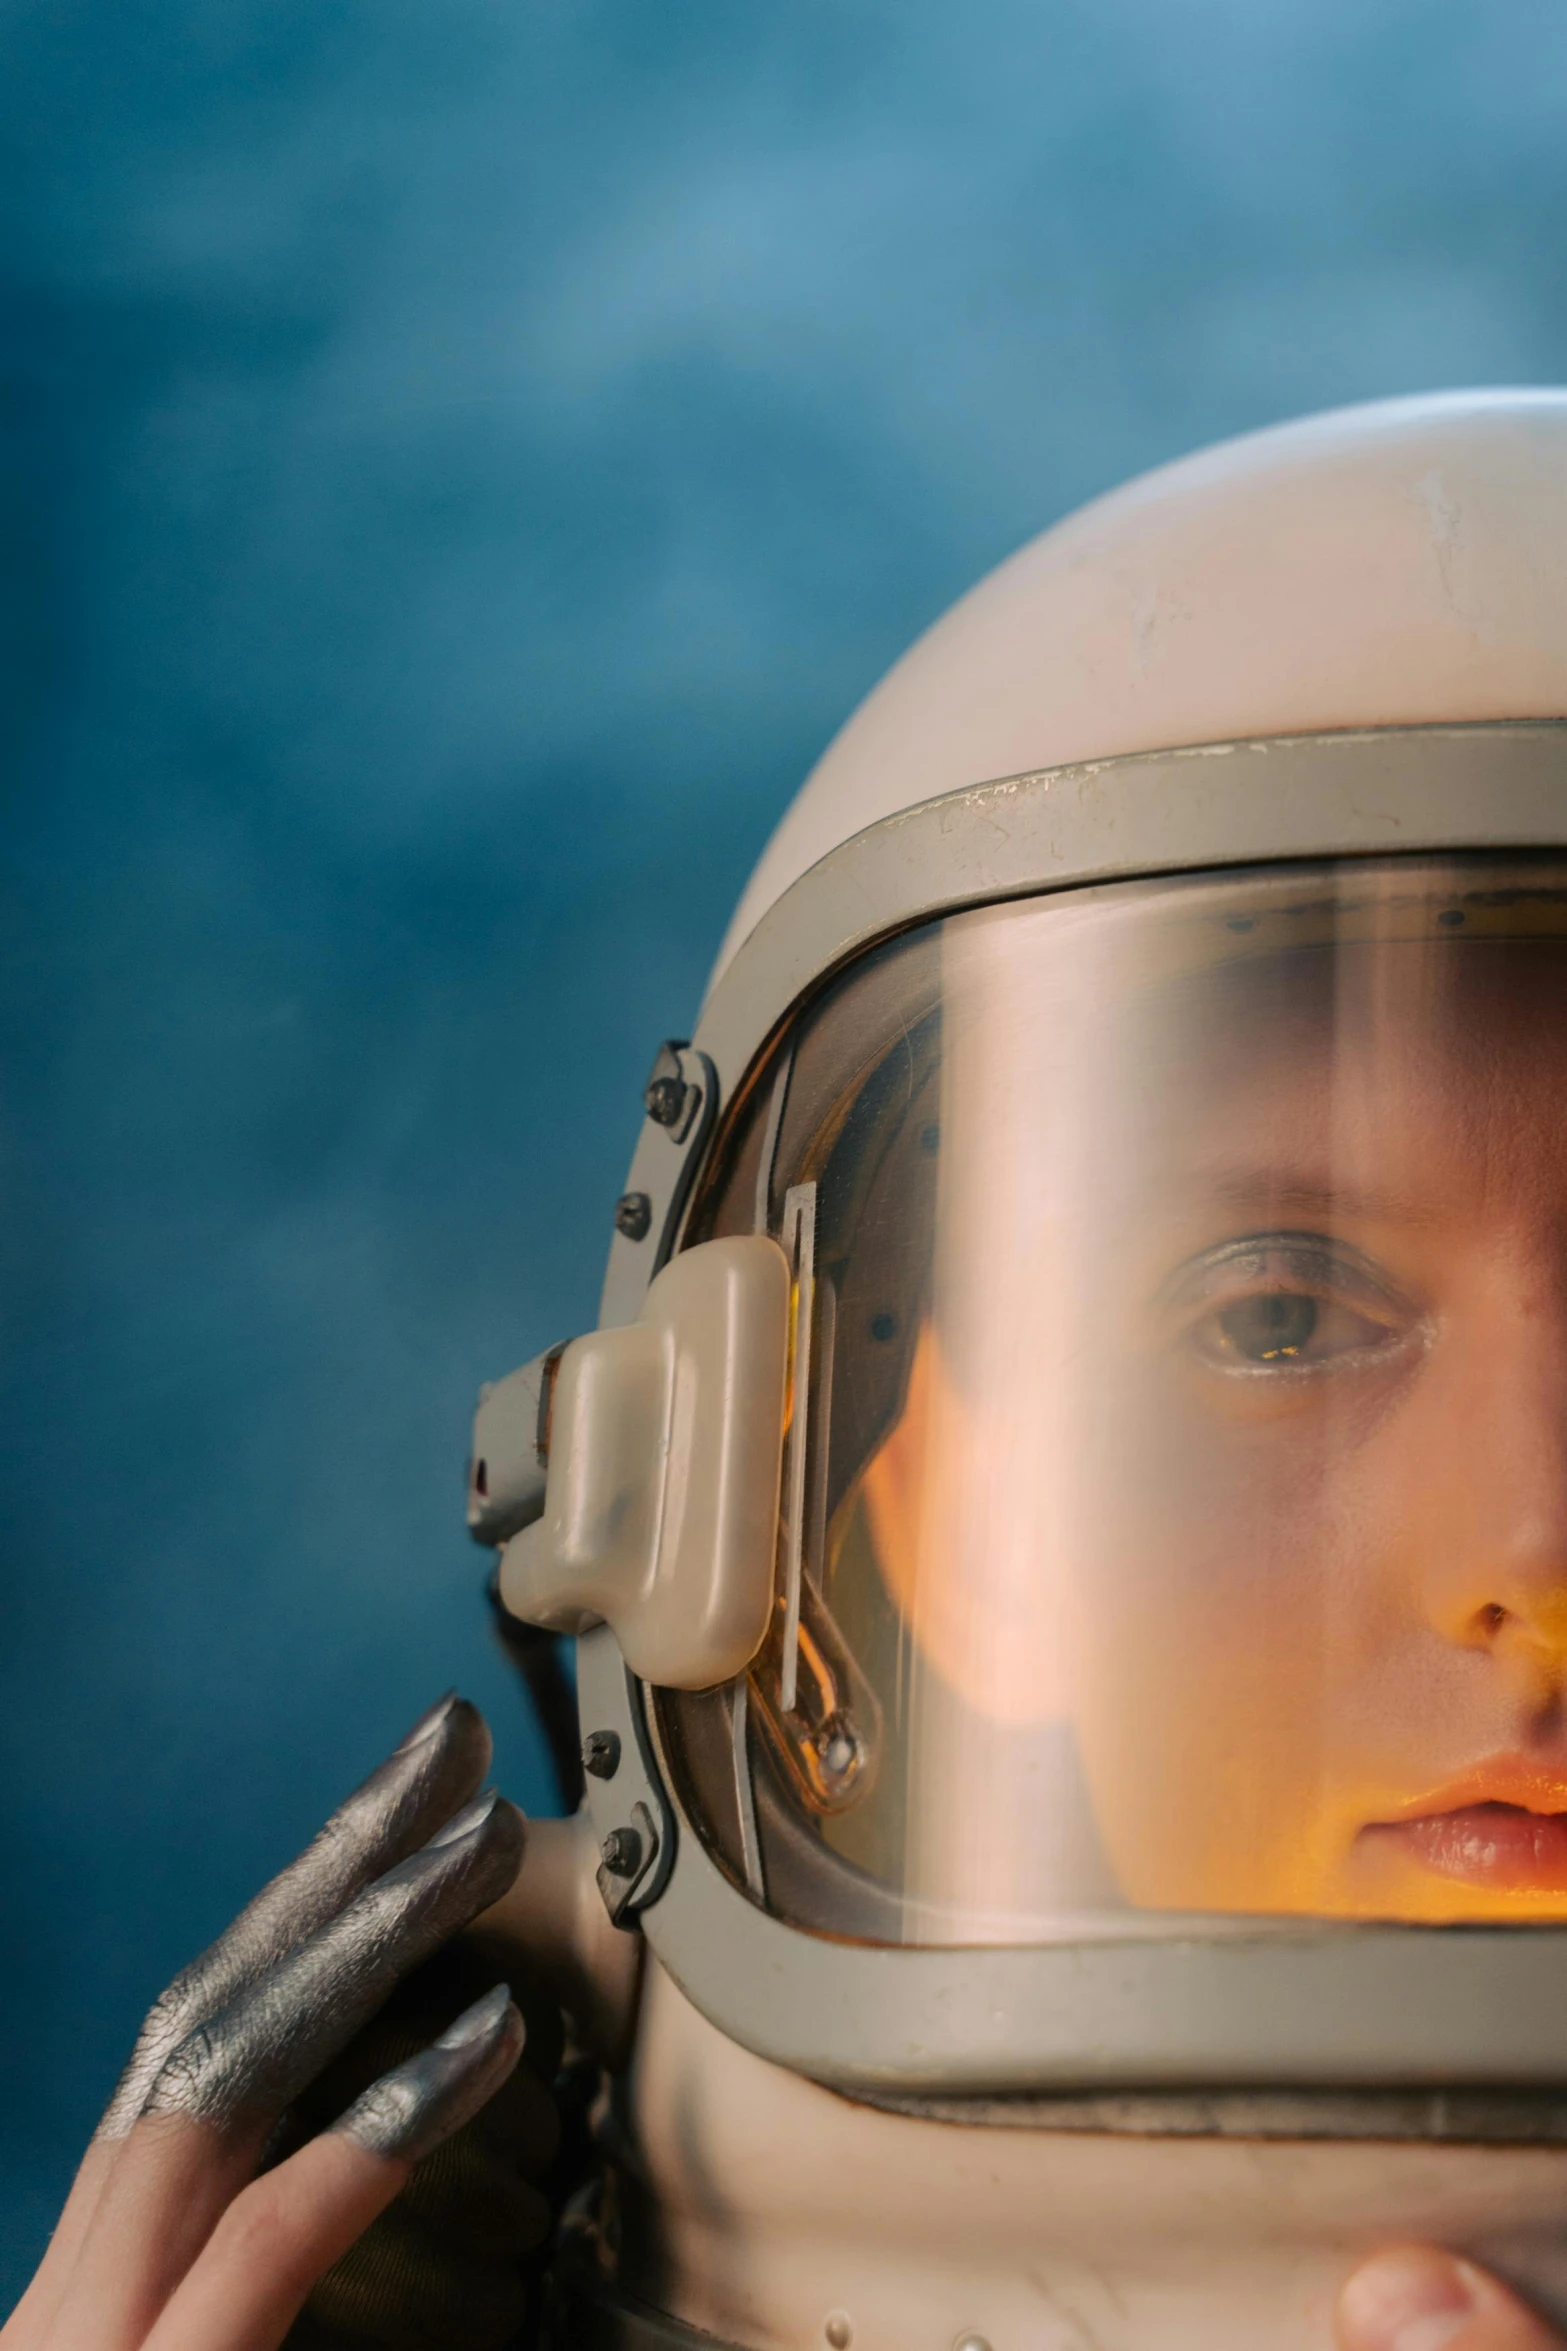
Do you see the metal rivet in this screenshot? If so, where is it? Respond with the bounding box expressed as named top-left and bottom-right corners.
top-left (953, 2335), bottom-right (993, 2351)
top-left (824, 2317), bottom-right (853, 2350)
top-left (615, 1190), bottom-right (652, 1240)
top-left (601, 1825), bottom-right (643, 1878)
top-left (645, 1074), bottom-right (686, 1127)
top-left (582, 1729), bottom-right (621, 1780)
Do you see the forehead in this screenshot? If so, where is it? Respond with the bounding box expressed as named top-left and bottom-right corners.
top-left (1130, 945), bottom-right (1567, 1236)
top-left (929, 868), bottom-right (1567, 1235)
top-left (944, 863), bottom-right (1567, 1069)
top-left (1153, 932), bottom-right (1567, 1098)
top-left (1152, 936), bottom-right (1567, 1085)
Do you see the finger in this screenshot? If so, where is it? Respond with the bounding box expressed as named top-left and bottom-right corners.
top-left (1338, 2249), bottom-right (1566, 2351)
top-left (137, 2130), bottom-right (401, 2351)
top-left (263, 1934), bottom-right (558, 2345)
top-left (51, 1796), bottom-right (524, 2350)
top-left (328, 1984), bottom-right (527, 2165)
top-left (17, 2116), bottom-right (265, 2351)
top-left (99, 1693), bottom-right (491, 2139)
top-left (269, 1926), bottom-right (563, 2184)
top-left (142, 1990), bottom-right (524, 2351)
top-left (1, 2138), bottom-right (117, 2346)
top-left (142, 1789), bottom-right (525, 2134)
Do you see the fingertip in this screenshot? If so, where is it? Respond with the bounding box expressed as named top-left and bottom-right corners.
top-left (480, 1794), bottom-right (528, 1907)
top-left (334, 1695), bottom-right (495, 1867)
top-left (433, 1981), bottom-right (524, 2056)
top-left (332, 1984), bottom-right (526, 2167)
top-left (393, 1692), bottom-right (492, 1794)
top-left (1338, 2248), bottom-right (1555, 2351)
top-left (487, 1790), bottom-right (528, 1866)
top-left (424, 1786), bottom-right (526, 1895)
top-left (393, 1690), bottom-right (460, 1751)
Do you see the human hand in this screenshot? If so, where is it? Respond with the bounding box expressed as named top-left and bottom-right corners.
top-left (1339, 2249), bottom-right (1565, 2351)
top-left (275, 1924), bottom-right (564, 2349)
top-left (3, 1693), bottom-right (536, 2351)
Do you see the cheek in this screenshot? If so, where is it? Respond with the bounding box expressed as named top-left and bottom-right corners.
top-left (1063, 1372), bottom-right (1383, 1908)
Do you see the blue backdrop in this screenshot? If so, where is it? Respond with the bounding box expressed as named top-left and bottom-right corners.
top-left (4, 0), bottom-right (1567, 2294)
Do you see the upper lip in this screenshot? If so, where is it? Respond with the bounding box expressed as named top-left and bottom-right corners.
top-left (1364, 1756), bottom-right (1567, 1829)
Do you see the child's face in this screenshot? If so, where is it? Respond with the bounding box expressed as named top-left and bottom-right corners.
top-left (861, 881), bottom-right (1567, 1923)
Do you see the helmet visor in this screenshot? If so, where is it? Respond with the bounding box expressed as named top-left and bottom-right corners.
top-left (659, 854), bottom-right (1567, 1944)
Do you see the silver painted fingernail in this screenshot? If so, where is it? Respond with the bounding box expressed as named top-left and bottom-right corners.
top-left (425, 1788), bottom-right (500, 1847)
top-left (332, 1988), bottom-right (525, 2165)
top-left (434, 1982), bottom-right (518, 2051)
top-left (394, 1691), bottom-right (460, 1751)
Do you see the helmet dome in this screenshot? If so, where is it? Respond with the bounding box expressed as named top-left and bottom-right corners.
top-left (717, 389), bottom-right (1567, 979)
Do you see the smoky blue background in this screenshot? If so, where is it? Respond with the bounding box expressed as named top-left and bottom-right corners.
top-left (4, 0), bottom-right (1567, 2289)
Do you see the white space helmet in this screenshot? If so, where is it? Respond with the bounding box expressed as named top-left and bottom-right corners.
top-left (477, 390), bottom-right (1567, 2097)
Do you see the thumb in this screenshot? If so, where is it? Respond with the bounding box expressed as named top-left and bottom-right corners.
top-left (1338, 2250), bottom-right (1563, 2351)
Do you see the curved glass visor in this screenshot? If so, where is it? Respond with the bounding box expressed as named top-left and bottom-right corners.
top-left (659, 856), bottom-right (1567, 1946)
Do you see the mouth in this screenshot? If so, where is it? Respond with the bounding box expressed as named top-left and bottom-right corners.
top-left (1360, 1765), bottom-right (1567, 1894)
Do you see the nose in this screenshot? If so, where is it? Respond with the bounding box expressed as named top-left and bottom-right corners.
top-left (1413, 1279), bottom-right (1567, 1663)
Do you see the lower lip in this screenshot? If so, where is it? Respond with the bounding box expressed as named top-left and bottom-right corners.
top-left (1367, 1803), bottom-right (1567, 1893)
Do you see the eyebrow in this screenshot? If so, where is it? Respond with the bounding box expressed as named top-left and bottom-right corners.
top-left (1193, 1170), bottom-right (1442, 1229)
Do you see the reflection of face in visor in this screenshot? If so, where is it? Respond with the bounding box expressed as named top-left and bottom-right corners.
top-left (660, 857), bottom-right (1567, 1944)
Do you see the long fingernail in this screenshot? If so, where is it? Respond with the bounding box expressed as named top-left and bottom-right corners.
top-left (394, 1692), bottom-right (459, 1751)
top-left (1338, 2250), bottom-right (1479, 2351)
top-left (425, 1789), bottom-right (500, 1848)
top-left (435, 1982), bottom-right (520, 2051)
top-left (332, 1987), bottom-right (525, 2165)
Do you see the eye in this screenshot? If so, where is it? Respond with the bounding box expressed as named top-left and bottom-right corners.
top-left (1204, 1288), bottom-right (1397, 1368)
top-left (1168, 1235), bottom-right (1413, 1378)
top-left (1214, 1291), bottom-right (1319, 1363)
